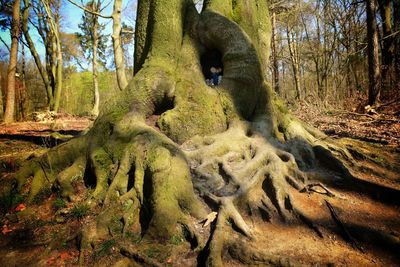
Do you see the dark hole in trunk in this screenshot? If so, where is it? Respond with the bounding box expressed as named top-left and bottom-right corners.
top-left (200, 49), bottom-right (223, 85)
top-left (139, 168), bottom-right (153, 236)
top-left (83, 159), bottom-right (96, 189)
top-left (154, 95), bottom-right (174, 115)
top-left (127, 164), bottom-right (135, 192)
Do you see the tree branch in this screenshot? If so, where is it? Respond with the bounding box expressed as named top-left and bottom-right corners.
top-left (0, 36), bottom-right (10, 52)
top-left (66, 0), bottom-right (112, 19)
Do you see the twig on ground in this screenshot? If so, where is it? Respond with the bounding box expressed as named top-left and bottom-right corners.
top-left (300, 183), bottom-right (335, 197)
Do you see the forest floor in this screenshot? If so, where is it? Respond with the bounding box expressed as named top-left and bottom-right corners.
top-left (0, 105), bottom-right (399, 266)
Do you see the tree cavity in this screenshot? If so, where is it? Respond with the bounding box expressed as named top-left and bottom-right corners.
top-left (200, 48), bottom-right (224, 86)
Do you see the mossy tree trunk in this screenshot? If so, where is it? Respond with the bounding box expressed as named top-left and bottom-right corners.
top-left (14, 0), bottom-right (398, 266)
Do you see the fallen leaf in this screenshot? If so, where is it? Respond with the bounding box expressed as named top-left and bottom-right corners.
top-left (46, 257), bottom-right (56, 266)
top-left (2, 225), bottom-right (12, 235)
top-left (60, 252), bottom-right (69, 261)
top-left (15, 203), bottom-right (26, 212)
top-left (203, 212), bottom-right (218, 227)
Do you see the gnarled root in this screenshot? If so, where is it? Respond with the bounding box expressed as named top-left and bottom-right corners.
top-left (183, 120), bottom-right (331, 266)
top-left (13, 117), bottom-right (208, 265)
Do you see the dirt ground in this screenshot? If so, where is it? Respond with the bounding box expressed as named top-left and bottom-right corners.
top-left (0, 106), bottom-right (399, 266)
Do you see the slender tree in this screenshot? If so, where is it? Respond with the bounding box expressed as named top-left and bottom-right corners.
top-left (3, 0), bottom-right (20, 123)
top-left (366, 0), bottom-right (381, 105)
top-left (112, 0), bottom-right (128, 90)
top-left (77, 0), bottom-right (108, 116)
top-left (22, 0), bottom-right (63, 112)
top-left (68, 0), bottom-right (132, 90)
top-left (270, 4), bottom-right (280, 95)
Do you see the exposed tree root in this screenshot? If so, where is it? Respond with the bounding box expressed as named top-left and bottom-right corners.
top-left (120, 244), bottom-right (163, 267)
top-left (326, 200), bottom-right (364, 252)
top-left (180, 119), bottom-right (339, 265)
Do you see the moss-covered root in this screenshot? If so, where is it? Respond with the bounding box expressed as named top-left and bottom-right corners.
top-left (14, 136), bottom-right (87, 203)
top-left (74, 122), bottom-right (208, 264)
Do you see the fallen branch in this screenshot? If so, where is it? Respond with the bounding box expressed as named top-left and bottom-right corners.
top-left (359, 118), bottom-right (400, 125)
top-left (300, 183), bottom-right (335, 197)
top-left (375, 97), bottom-right (400, 110)
top-left (327, 109), bottom-right (376, 119)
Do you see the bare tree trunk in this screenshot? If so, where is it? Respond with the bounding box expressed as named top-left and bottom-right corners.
top-left (394, 0), bottom-right (400, 85)
top-left (53, 0), bottom-right (63, 112)
top-left (378, 0), bottom-right (394, 100)
top-left (91, 0), bottom-right (100, 117)
top-left (53, 38), bottom-right (63, 112)
top-left (22, 0), bottom-right (54, 109)
top-left (366, 0), bottom-right (381, 106)
top-left (4, 0), bottom-right (21, 123)
top-left (16, 44), bottom-right (26, 121)
top-left (286, 27), bottom-right (301, 99)
top-left (112, 0), bottom-right (128, 90)
top-left (271, 10), bottom-right (280, 95)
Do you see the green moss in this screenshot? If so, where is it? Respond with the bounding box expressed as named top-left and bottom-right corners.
top-left (170, 235), bottom-right (183, 245)
top-left (231, 0), bottom-right (243, 23)
top-left (274, 97), bottom-right (289, 115)
top-left (157, 87), bottom-right (227, 143)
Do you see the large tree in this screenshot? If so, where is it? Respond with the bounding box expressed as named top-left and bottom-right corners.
top-left (13, 0), bottom-right (397, 266)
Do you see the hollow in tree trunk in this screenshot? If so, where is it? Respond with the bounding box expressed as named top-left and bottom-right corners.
top-left (12, 0), bottom-right (399, 266)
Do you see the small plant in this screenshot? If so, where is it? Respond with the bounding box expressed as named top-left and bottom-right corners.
top-left (124, 231), bottom-right (141, 243)
top-left (145, 247), bottom-right (160, 258)
top-left (94, 239), bottom-right (116, 259)
top-left (53, 198), bottom-right (67, 210)
top-left (170, 235), bottom-right (183, 245)
top-left (70, 204), bottom-right (89, 219)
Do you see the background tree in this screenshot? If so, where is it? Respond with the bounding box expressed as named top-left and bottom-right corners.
top-left (68, 0), bottom-right (134, 90)
top-left (3, 0), bottom-right (21, 123)
top-left (13, 0), bottom-right (396, 266)
top-left (77, 0), bottom-right (108, 116)
top-left (22, 0), bottom-right (63, 112)
top-left (366, 0), bottom-right (380, 106)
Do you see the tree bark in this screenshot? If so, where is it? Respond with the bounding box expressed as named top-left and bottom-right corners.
top-left (90, 0), bottom-right (100, 117)
top-left (394, 0), bottom-right (400, 84)
top-left (286, 26), bottom-right (301, 99)
top-left (22, 0), bottom-right (54, 110)
top-left (4, 0), bottom-right (21, 123)
top-left (271, 10), bottom-right (280, 95)
top-left (366, 0), bottom-right (381, 106)
top-left (377, 0), bottom-right (395, 100)
top-left (112, 0), bottom-right (128, 90)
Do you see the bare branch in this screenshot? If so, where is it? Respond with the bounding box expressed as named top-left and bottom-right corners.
top-left (0, 37), bottom-right (11, 52)
top-left (66, 0), bottom-right (112, 19)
